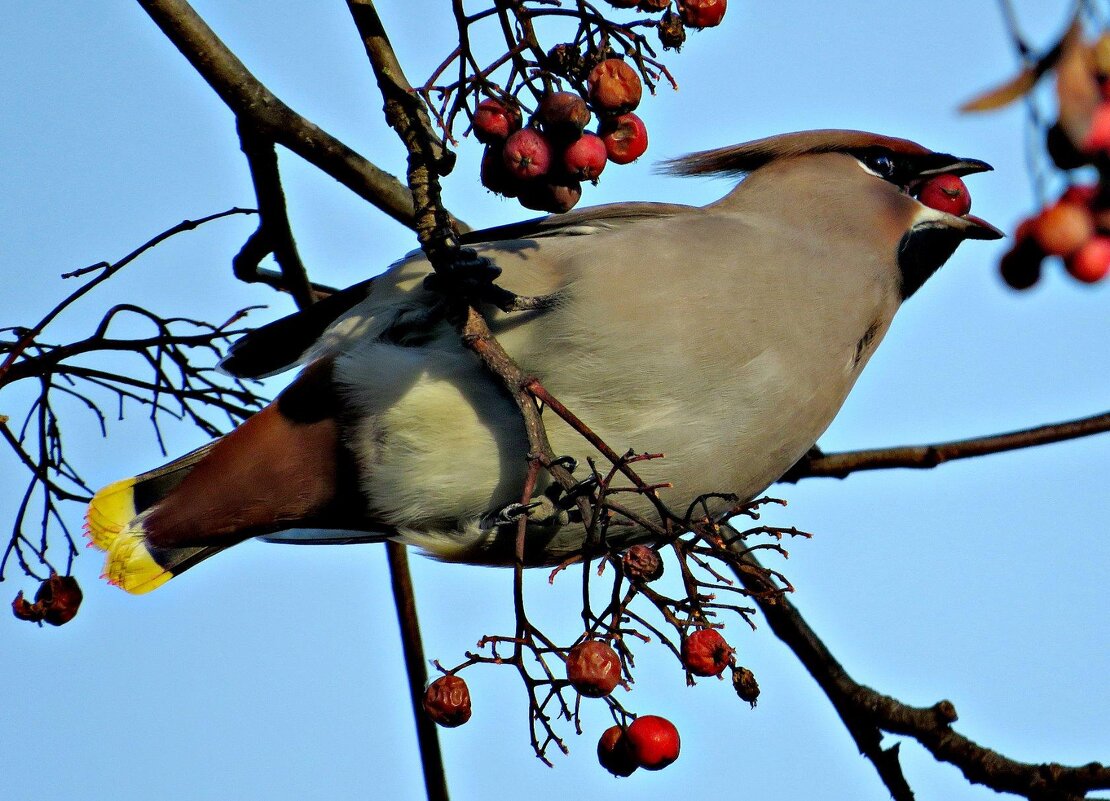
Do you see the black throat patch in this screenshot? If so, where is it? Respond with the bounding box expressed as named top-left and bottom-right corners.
top-left (897, 226), bottom-right (965, 299)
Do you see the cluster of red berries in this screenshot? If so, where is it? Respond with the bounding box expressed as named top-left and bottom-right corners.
top-left (11, 572), bottom-right (82, 626)
top-left (1002, 184), bottom-right (1110, 288)
top-left (475, 59), bottom-right (650, 213)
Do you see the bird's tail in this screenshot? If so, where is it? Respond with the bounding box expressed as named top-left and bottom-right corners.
top-left (85, 443), bottom-right (227, 595)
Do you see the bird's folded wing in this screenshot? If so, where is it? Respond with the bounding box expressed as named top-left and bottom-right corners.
top-left (220, 201), bottom-right (697, 380)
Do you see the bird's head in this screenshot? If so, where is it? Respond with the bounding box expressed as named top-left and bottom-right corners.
top-left (664, 130), bottom-right (1004, 297)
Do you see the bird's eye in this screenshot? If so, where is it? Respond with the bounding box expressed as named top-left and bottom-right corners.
top-left (863, 152), bottom-right (897, 180)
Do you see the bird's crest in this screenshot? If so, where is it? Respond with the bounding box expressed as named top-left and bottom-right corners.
top-left (663, 129), bottom-right (932, 177)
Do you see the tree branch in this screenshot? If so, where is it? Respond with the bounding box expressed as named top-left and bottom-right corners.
top-left (781, 410), bottom-right (1110, 482)
top-left (136, 0), bottom-right (418, 228)
top-left (731, 550), bottom-right (1110, 800)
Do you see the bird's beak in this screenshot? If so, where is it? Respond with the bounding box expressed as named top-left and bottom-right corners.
top-left (948, 213), bottom-right (1006, 240)
top-left (917, 156), bottom-right (994, 179)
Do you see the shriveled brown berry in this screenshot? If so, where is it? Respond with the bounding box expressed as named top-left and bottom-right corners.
top-left (12, 591), bottom-right (43, 623)
top-left (35, 573), bottom-right (82, 627)
top-left (519, 179), bottom-right (582, 214)
top-left (566, 640), bottom-right (621, 697)
top-left (657, 10), bottom-right (687, 51)
top-left (587, 59), bottom-right (642, 114)
top-left (538, 92), bottom-right (592, 140)
top-left (732, 666), bottom-right (761, 706)
top-left (626, 715), bottom-right (680, 770)
top-left (422, 675), bottom-right (472, 727)
top-left (622, 544), bottom-right (664, 582)
top-left (597, 725), bottom-right (638, 777)
top-left (503, 128), bottom-right (554, 180)
top-left (682, 628), bottom-right (735, 677)
top-left (1032, 201), bottom-right (1095, 257)
top-left (600, 112), bottom-right (649, 164)
top-left (563, 133), bottom-right (608, 181)
top-left (473, 98), bottom-right (522, 145)
top-left (679, 0), bottom-right (727, 28)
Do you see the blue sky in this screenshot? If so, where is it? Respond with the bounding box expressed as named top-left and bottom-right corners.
top-left (2, 2), bottom-right (1107, 800)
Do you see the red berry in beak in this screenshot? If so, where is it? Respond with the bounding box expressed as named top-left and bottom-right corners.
top-left (916, 174), bottom-right (972, 217)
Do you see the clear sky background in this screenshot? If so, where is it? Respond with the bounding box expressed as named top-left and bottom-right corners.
top-left (2, 2), bottom-right (1107, 800)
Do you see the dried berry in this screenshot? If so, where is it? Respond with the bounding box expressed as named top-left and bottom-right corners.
top-left (545, 43), bottom-right (588, 82)
top-left (538, 92), bottom-right (592, 141)
top-left (422, 675), bottom-right (472, 727)
top-left (682, 628), bottom-right (735, 677)
top-left (566, 640), bottom-right (621, 697)
top-left (626, 715), bottom-right (680, 770)
top-left (678, 0), bottom-right (727, 28)
top-left (34, 573), bottom-right (82, 626)
top-left (600, 112), bottom-right (649, 164)
top-left (621, 544), bottom-right (664, 582)
top-left (657, 10), bottom-right (687, 51)
top-left (732, 666), bottom-right (761, 706)
top-left (563, 133), bottom-right (608, 181)
top-left (473, 98), bottom-right (522, 145)
top-left (12, 591), bottom-right (43, 623)
top-left (587, 59), bottom-right (642, 114)
top-left (597, 725), bottom-right (638, 777)
top-left (916, 174), bottom-right (972, 217)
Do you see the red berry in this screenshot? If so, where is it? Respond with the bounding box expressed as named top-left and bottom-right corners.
top-left (916, 174), bottom-right (972, 217)
top-left (1060, 183), bottom-right (1099, 208)
top-left (503, 129), bottom-right (553, 180)
top-left (1082, 101), bottom-right (1110, 154)
top-left (538, 92), bottom-right (592, 140)
top-left (566, 640), bottom-right (621, 697)
top-left (481, 145), bottom-right (520, 197)
top-left (34, 573), bottom-right (82, 626)
top-left (518, 179), bottom-right (582, 214)
top-left (626, 715), bottom-right (680, 770)
top-left (1065, 235), bottom-right (1110, 283)
top-left (563, 134), bottom-right (608, 181)
top-left (587, 59), bottom-right (643, 114)
top-left (681, 628), bottom-right (735, 677)
top-left (1032, 201), bottom-right (1095, 258)
top-left (597, 725), bottom-right (638, 777)
top-left (600, 113), bottom-right (649, 164)
top-left (422, 675), bottom-right (472, 727)
top-left (678, 0), bottom-right (727, 28)
top-left (473, 98), bottom-right (522, 145)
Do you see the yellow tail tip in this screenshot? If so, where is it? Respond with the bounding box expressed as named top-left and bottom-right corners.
top-left (104, 527), bottom-right (173, 595)
top-left (86, 478), bottom-right (138, 551)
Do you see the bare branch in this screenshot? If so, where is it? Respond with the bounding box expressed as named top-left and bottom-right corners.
top-left (782, 410), bottom-right (1110, 482)
top-left (136, 0), bottom-right (418, 228)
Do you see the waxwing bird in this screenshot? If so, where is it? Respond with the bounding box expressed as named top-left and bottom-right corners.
top-left (86, 129), bottom-right (1003, 594)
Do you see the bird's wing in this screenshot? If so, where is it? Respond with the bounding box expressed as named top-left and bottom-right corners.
top-left (219, 202), bottom-right (698, 379)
